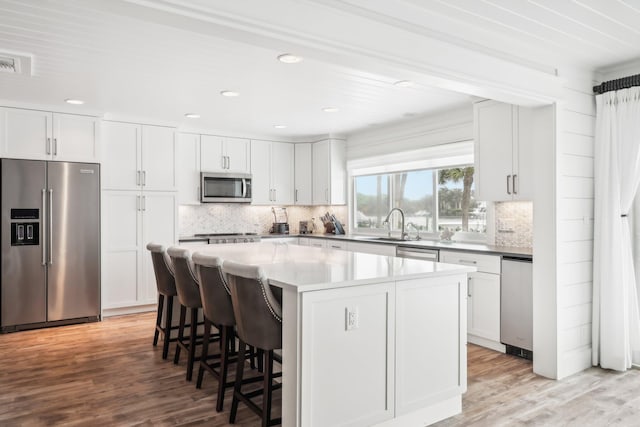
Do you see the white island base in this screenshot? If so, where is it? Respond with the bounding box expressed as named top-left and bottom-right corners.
top-left (186, 242), bottom-right (473, 427)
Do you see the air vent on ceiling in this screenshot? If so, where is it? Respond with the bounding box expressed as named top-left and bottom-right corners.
top-left (0, 52), bottom-right (33, 75)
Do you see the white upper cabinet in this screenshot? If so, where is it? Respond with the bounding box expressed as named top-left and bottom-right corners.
top-left (312, 139), bottom-right (346, 205)
top-left (200, 135), bottom-right (250, 173)
top-left (250, 140), bottom-right (294, 205)
top-left (141, 125), bottom-right (176, 191)
top-left (474, 100), bottom-right (533, 201)
top-left (102, 121), bottom-right (175, 192)
top-left (294, 143), bottom-right (312, 205)
top-left (176, 133), bottom-right (201, 205)
top-left (0, 107), bottom-right (99, 162)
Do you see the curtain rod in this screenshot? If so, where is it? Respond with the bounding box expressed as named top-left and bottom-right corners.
top-left (593, 73), bottom-right (640, 94)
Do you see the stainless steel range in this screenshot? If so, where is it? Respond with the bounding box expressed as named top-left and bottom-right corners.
top-left (194, 233), bottom-right (261, 244)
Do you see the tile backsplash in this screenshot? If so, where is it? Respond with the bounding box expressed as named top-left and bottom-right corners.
top-left (179, 204), bottom-right (348, 236)
top-left (494, 201), bottom-right (533, 248)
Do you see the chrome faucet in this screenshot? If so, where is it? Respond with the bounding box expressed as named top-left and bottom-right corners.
top-left (406, 222), bottom-right (421, 240)
top-left (382, 207), bottom-right (407, 240)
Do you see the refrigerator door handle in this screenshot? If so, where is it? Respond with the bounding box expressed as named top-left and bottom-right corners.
top-left (49, 189), bottom-right (53, 265)
top-left (42, 189), bottom-right (47, 266)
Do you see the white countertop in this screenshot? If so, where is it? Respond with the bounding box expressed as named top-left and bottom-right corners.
top-left (182, 242), bottom-right (475, 292)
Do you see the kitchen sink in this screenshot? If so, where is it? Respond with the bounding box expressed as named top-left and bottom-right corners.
top-left (368, 237), bottom-right (410, 242)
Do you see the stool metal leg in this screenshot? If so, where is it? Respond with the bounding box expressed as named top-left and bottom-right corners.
top-left (229, 340), bottom-right (247, 424)
top-left (174, 304), bottom-right (187, 364)
top-left (153, 293), bottom-right (164, 346)
top-left (196, 317), bottom-right (211, 389)
top-left (162, 295), bottom-right (174, 360)
top-left (186, 307), bottom-right (198, 381)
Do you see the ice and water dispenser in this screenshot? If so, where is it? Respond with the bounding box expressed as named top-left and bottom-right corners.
top-left (10, 209), bottom-right (39, 246)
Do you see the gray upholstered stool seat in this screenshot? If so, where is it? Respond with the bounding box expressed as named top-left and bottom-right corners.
top-left (192, 252), bottom-right (239, 412)
top-left (224, 260), bottom-right (283, 427)
top-left (146, 243), bottom-right (182, 360)
top-left (167, 246), bottom-right (216, 381)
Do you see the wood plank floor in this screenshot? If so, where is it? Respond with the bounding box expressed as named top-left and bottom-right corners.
top-left (1, 312), bottom-right (639, 426)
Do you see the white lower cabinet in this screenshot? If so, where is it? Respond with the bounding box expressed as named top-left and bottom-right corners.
top-left (102, 190), bottom-right (177, 313)
top-left (440, 250), bottom-right (504, 352)
top-left (299, 275), bottom-right (467, 425)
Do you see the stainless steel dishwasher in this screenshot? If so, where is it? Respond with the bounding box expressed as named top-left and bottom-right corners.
top-left (396, 246), bottom-right (439, 261)
top-left (501, 256), bottom-right (533, 359)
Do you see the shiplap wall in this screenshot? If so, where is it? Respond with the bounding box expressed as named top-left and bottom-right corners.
top-left (555, 74), bottom-right (596, 379)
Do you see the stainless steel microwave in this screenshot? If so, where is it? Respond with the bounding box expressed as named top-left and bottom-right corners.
top-left (200, 172), bottom-right (252, 203)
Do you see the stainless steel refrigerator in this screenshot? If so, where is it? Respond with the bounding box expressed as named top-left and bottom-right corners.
top-left (1, 159), bottom-right (100, 332)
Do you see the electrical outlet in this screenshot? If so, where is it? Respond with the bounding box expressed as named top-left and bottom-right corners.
top-left (345, 306), bottom-right (359, 331)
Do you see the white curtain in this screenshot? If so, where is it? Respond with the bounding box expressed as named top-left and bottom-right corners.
top-left (593, 87), bottom-right (640, 371)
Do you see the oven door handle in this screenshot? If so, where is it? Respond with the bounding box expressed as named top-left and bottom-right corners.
top-left (242, 178), bottom-right (247, 198)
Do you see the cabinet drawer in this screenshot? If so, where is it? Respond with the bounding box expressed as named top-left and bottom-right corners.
top-left (439, 250), bottom-right (500, 274)
top-left (326, 240), bottom-right (347, 250)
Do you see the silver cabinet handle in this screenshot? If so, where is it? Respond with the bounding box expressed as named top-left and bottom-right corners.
top-left (513, 174), bottom-right (518, 195)
top-left (142, 170), bottom-right (146, 186)
top-left (506, 175), bottom-right (511, 195)
top-left (295, 189), bottom-right (298, 202)
top-left (41, 189), bottom-right (47, 266)
top-left (53, 138), bottom-right (58, 156)
top-left (459, 259), bottom-right (477, 265)
top-left (136, 171), bottom-right (141, 186)
top-left (142, 195), bottom-right (146, 211)
top-left (48, 189), bottom-right (53, 265)
top-left (136, 195), bottom-right (140, 211)
top-left (46, 138), bottom-right (51, 155)
top-left (226, 156), bottom-right (230, 170)
top-left (273, 188), bottom-right (276, 201)
top-left (468, 277), bottom-right (472, 297)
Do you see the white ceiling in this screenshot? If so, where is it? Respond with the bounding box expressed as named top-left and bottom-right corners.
top-left (0, 0), bottom-right (639, 139)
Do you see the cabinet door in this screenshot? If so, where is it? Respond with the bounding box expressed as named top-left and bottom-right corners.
top-left (271, 142), bottom-right (294, 204)
top-left (474, 101), bottom-right (515, 201)
top-left (514, 107), bottom-right (533, 200)
top-left (102, 191), bottom-right (142, 309)
top-left (52, 113), bottom-right (99, 162)
top-left (225, 137), bottom-right (250, 173)
top-left (467, 271), bottom-right (501, 342)
top-left (141, 192), bottom-right (177, 304)
top-left (294, 143), bottom-right (313, 205)
top-left (102, 121), bottom-right (141, 190)
top-left (0, 107), bottom-right (51, 160)
top-left (141, 125), bottom-right (176, 191)
top-left (312, 140), bottom-right (330, 205)
top-left (250, 140), bottom-right (272, 205)
top-left (200, 135), bottom-right (225, 172)
top-left (177, 133), bottom-right (201, 205)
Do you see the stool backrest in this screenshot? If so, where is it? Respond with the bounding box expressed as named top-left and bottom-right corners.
top-left (192, 252), bottom-right (236, 327)
top-left (167, 247), bottom-right (202, 309)
top-left (146, 243), bottom-right (176, 296)
top-left (223, 261), bottom-right (282, 350)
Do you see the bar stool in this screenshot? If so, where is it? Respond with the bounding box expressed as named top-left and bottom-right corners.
top-left (224, 260), bottom-right (283, 427)
top-left (146, 243), bottom-right (183, 359)
top-left (192, 252), bottom-right (241, 411)
top-left (167, 246), bottom-right (216, 381)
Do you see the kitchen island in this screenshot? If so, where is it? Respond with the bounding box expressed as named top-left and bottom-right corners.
top-left (182, 242), bottom-right (475, 427)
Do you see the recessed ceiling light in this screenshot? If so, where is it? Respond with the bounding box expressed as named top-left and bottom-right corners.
top-left (394, 80), bottom-right (414, 88)
top-left (274, 125), bottom-right (287, 129)
top-left (322, 107), bottom-right (339, 113)
top-left (220, 90), bottom-right (240, 97)
top-left (277, 53), bottom-right (303, 64)
top-left (184, 113), bottom-right (200, 119)
top-left (65, 98), bottom-right (84, 105)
